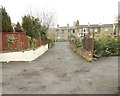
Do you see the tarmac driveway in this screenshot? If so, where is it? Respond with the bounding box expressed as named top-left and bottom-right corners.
top-left (2, 42), bottom-right (118, 94)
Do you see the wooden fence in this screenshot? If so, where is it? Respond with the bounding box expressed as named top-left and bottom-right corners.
top-left (83, 37), bottom-right (94, 52)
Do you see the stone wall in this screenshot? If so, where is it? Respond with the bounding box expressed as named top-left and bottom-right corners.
top-left (70, 44), bottom-right (93, 62)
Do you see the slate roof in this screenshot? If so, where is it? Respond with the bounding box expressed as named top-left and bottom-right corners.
top-left (101, 24), bottom-right (113, 27)
top-left (55, 24), bottom-right (113, 30)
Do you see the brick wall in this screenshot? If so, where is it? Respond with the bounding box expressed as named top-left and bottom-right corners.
top-left (0, 33), bottom-right (2, 52)
top-left (1, 32), bottom-right (48, 51)
top-left (36, 38), bottom-right (42, 47)
top-left (2, 32), bottom-right (29, 51)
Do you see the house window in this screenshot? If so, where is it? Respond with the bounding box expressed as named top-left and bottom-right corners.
top-left (58, 30), bottom-right (61, 34)
top-left (73, 29), bottom-right (75, 33)
top-left (58, 36), bottom-right (60, 40)
top-left (95, 28), bottom-right (98, 32)
top-left (83, 28), bottom-right (86, 32)
top-left (62, 36), bottom-right (65, 39)
top-left (62, 30), bottom-right (64, 34)
top-left (68, 29), bottom-right (70, 33)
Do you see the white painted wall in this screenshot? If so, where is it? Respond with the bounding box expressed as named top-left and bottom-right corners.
top-left (0, 44), bottom-right (48, 62)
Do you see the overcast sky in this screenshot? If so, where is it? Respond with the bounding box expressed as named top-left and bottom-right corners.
top-left (0, 0), bottom-right (119, 27)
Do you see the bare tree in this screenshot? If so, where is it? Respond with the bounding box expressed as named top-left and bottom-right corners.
top-left (33, 9), bottom-right (56, 29)
top-left (118, 16), bottom-right (120, 28)
top-left (41, 11), bottom-right (55, 29)
top-left (25, 6), bottom-right (56, 29)
top-left (114, 16), bottom-right (120, 35)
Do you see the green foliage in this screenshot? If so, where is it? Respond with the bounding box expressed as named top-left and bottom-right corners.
top-left (47, 38), bottom-right (55, 48)
top-left (29, 38), bottom-right (36, 50)
top-left (93, 31), bottom-right (119, 56)
top-left (75, 37), bottom-right (83, 48)
top-left (69, 32), bottom-right (83, 48)
top-left (14, 22), bottom-right (23, 32)
top-left (118, 85), bottom-right (120, 93)
top-left (6, 35), bottom-right (16, 43)
top-left (118, 37), bottom-right (120, 55)
top-left (6, 35), bottom-right (16, 48)
top-left (22, 15), bottom-right (40, 38)
top-left (70, 33), bottom-right (75, 37)
top-left (69, 39), bottom-right (71, 44)
top-left (40, 25), bottom-right (48, 40)
top-left (69, 33), bottom-right (75, 44)
top-left (22, 15), bottom-right (47, 39)
top-left (0, 6), bottom-right (13, 32)
top-left (0, 7), bottom-right (2, 32)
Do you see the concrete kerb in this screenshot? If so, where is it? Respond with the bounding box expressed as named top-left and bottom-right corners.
top-left (0, 52), bottom-right (1, 95)
top-left (0, 44), bottom-right (48, 62)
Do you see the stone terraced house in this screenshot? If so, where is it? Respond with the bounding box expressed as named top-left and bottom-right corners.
top-left (47, 23), bottom-right (118, 41)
